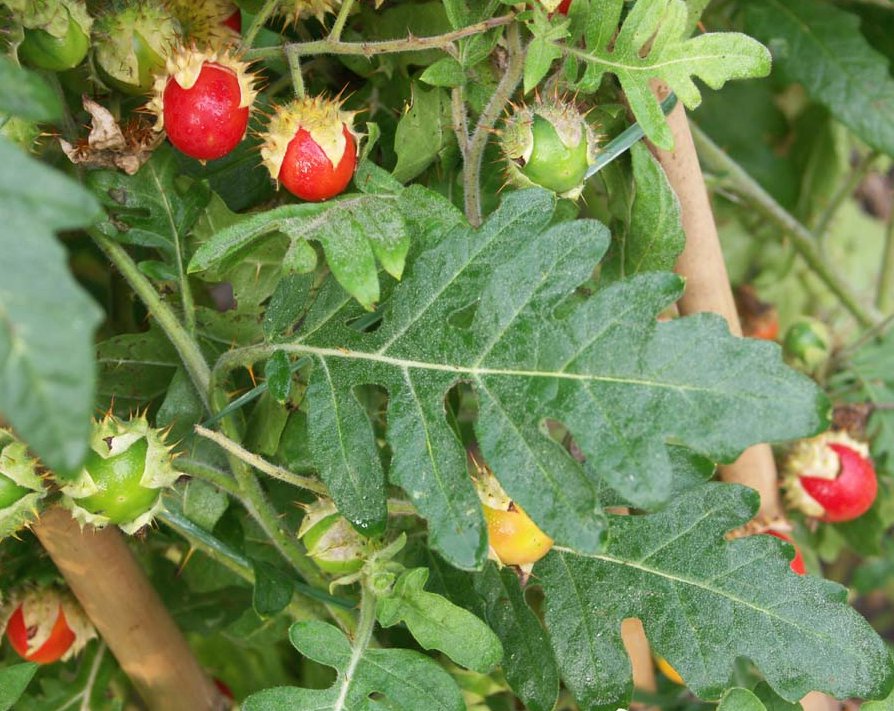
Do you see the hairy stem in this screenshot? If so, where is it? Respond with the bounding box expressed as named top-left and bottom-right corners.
top-left (91, 231), bottom-right (211, 410)
top-left (286, 45), bottom-right (306, 99)
top-left (464, 22), bottom-right (524, 226)
top-left (174, 458), bottom-right (241, 498)
top-left (691, 126), bottom-right (881, 328)
top-left (242, 0), bottom-right (278, 49)
top-left (328, 0), bottom-right (355, 42)
top-left (195, 424), bottom-right (329, 495)
top-left (246, 15), bottom-right (514, 60)
top-left (451, 85), bottom-right (469, 159)
top-left (334, 583), bottom-right (376, 708)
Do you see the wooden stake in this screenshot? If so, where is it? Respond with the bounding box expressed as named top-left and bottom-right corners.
top-left (33, 508), bottom-right (225, 711)
top-left (646, 87), bottom-right (838, 711)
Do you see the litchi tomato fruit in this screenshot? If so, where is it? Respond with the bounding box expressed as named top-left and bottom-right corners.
top-left (764, 530), bottom-right (806, 575)
top-left (482, 504), bottom-right (554, 567)
top-left (783, 431), bottom-right (877, 523)
top-left (149, 46), bottom-right (257, 161)
top-left (3, 589), bottom-right (95, 664)
top-left (261, 96), bottom-right (359, 202)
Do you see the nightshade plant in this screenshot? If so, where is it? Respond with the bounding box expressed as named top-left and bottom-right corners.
top-left (3, 0), bottom-right (894, 709)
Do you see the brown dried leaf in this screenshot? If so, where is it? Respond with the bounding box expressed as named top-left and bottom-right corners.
top-left (59, 96), bottom-right (162, 175)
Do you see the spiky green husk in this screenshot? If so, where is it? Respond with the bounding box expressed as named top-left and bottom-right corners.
top-left (298, 499), bottom-right (369, 574)
top-left (4, 0), bottom-right (91, 36)
top-left (60, 414), bottom-right (178, 534)
top-left (275, 0), bottom-right (341, 24)
top-left (93, 1), bottom-right (180, 94)
top-left (165, 0), bottom-right (238, 49)
top-left (501, 98), bottom-right (598, 200)
top-left (0, 430), bottom-right (45, 540)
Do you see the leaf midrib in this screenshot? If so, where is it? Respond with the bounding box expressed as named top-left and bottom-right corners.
top-left (283, 343), bottom-right (742, 397)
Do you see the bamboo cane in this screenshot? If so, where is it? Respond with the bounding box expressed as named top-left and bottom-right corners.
top-left (33, 507), bottom-right (225, 711)
top-left (646, 85), bottom-right (838, 711)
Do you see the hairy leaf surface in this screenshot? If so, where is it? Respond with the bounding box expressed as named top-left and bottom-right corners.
top-left (243, 620), bottom-right (464, 711)
top-left (747, 0), bottom-right (894, 158)
top-left (538, 485), bottom-right (893, 709)
top-left (0, 138), bottom-right (103, 471)
top-left (271, 187), bottom-right (825, 569)
top-left (571, 0), bottom-right (771, 148)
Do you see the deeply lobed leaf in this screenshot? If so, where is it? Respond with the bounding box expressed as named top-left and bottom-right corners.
top-left (537, 485), bottom-right (893, 709)
top-left (273, 187), bottom-right (825, 569)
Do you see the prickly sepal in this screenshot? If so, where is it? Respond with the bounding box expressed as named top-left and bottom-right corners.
top-left (0, 430), bottom-right (45, 540)
top-left (260, 95), bottom-right (359, 185)
top-left (275, 0), bottom-right (342, 24)
top-left (298, 499), bottom-right (370, 575)
top-left (500, 98), bottom-right (598, 200)
top-left (164, 0), bottom-right (238, 48)
top-left (5, 0), bottom-right (91, 36)
top-left (1, 587), bottom-right (95, 661)
top-left (93, 0), bottom-right (180, 94)
top-left (782, 431), bottom-right (871, 519)
top-left (1, 117), bottom-right (41, 152)
top-left (60, 414), bottom-right (178, 534)
top-left (147, 44), bottom-right (258, 133)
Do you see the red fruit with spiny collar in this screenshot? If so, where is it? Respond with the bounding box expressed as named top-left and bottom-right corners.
top-left (783, 431), bottom-right (877, 523)
top-left (261, 96), bottom-right (359, 202)
top-left (3, 589), bottom-right (95, 665)
top-left (555, 0), bottom-right (572, 13)
top-left (764, 530), bottom-right (806, 575)
top-left (149, 47), bottom-right (257, 162)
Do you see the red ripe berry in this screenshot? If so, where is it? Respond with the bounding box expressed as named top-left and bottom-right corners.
top-left (764, 530), bottom-right (806, 575)
top-left (261, 96), bottom-right (359, 202)
top-left (556, 0), bottom-right (572, 13)
top-left (7, 604), bottom-right (75, 664)
top-left (3, 589), bottom-right (94, 665)
top-left (783, 432), bottom-right (878, 523)
top-left (149, 47), bottom-right (257, 162)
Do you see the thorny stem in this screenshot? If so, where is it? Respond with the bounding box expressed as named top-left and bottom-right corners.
top-left (242, 0), bottom-right (278, 49)
top-left (328, 0), bottom-right (355, 43)
top-left (691, 125), bottom-right (882, 329)
top-left (464, 22), bottom-right (524, 226)
top-left (877, 211), bottom-right (894, 313)
top-left (245, 15), bottom-right (514, 60)
top-left (286, 45), bottom-right (306, 99)
top-left (91, 231), bottom-right (212, 410)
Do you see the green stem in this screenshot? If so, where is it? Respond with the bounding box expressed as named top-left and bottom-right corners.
top-left (813, 149), bottom-right (879, 243)
top-left (91, 231), bottom-right (211, 410)
top-left (328, 0), bottom-right (355, 42)
top-left (174, 458), bottom-right (240, 498)
top-left (877, 211), bottom-right (894, 313)
top-left (451, 85), bottom-right (469, 160)
top-left (286, 45), bottom-right (306, 99)
top-left (245, 15), bottom-right (514, 60)
top-left (339, 583), bottom-right (376, 695)
top-left (690, 126), bottom-right (881, 329)
top-left (463, 22), bottom-right (524, 226)
top-left (242, 0), bottom-right (278, 49)
top-left (195, 424), bottom-right (328, 495)
top-left (158, 509), bottom-right (354, 616)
